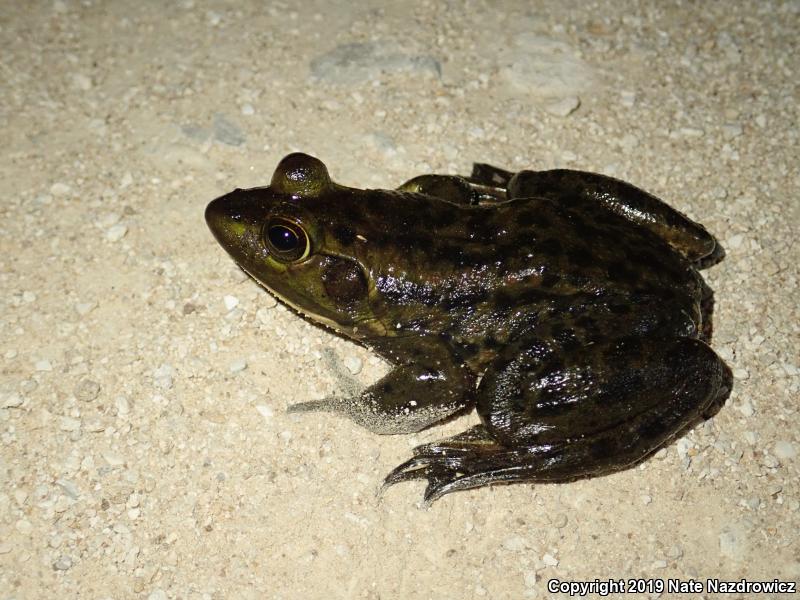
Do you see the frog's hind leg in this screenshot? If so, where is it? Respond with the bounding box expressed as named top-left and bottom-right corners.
top-left (508, 169), bottom-right (720, 265)
top-left (383, 337), bottom-right (732, 504)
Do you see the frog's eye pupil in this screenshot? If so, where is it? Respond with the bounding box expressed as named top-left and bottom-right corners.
top-left (269, 225), bottom-right (298, 251)
top-left (265, 220), bottom-right (310, 262)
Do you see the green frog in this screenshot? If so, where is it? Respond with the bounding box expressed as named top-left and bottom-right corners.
top-left (205, 153), bottom-right (732, 504)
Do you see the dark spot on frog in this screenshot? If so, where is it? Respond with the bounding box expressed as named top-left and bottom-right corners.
top-left (332, 224), bottom-right (356, 245)
top-left (321, 257), bottom-right (367, 305)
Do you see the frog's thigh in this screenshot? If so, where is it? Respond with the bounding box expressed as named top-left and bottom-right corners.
top-left (383, 337), bottom-right (731, 503)
top-left (481, 336), bottom-right (731, 445)
top-left (290, 362), bottom-right (474, 435)
top-left (508, 169), bottom-right (717, 263)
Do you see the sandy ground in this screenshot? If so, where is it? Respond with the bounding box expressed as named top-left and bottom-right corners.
top-left (1, 1), bottom-right (799, 598)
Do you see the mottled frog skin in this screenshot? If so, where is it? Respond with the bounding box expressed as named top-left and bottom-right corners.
top-left (205, 153), bottom-right (732, 504)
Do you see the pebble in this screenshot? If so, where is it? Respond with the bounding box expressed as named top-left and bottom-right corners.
top-left (16, 519), bottom-right (33, 534)
top-left (256, 404), bottom-right (273, 420)
top-left (241, 103), bottom-right (254, 116)
top-left (59, 416), bottom-right (81, 432)
top-left (50, 182), bottom-right (72, 196)
top-left (735, 398), bottom-right (755, 417)
top-left (35, 359), bottom-right (53, 372)
top-left (105, 224), bottom-right (128, 242)
top-left (102, 450), bottom-right (125, 467)
top-left (229, 359), bottom-right (247, 373)
top-left (544, 96), bottom-right (581, 117)
top-left (774, 440), bottom-right (796, 461)
top-left (212, 113), bottom-right (246, 146)
top-left (310, 42), bottom-right (440, 84)
top-left (343, 355), bottom-right (363, 375)
top-left (499, 34), bottom-right (594, 97)
top-left (74, 302), bottom-right (96, 316)
top-left (223, 295), bottom-right (239, 311)
top-left (74, 379), bottom-right (101, 402)
top-left (542, 553), bottom-right (559, 567)
top-left (72, 73), bottom-right (92, 90)
top-left (620, 90), bottom-right (636, 107)
top-left (115, 395), bottom-right (130, 415)
top-left (52, 555), bottom-right (73, 570)
top-left (2, 393), bottom-right (23, 409)
top-left (153, 364), bottom-right (174, 390)
top-left (147, 590), bottom-right (168, 600)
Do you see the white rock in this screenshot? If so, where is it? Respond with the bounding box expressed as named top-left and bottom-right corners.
top-left (774, 440), bottom-right (796, 461)
top-left (2, 393), bottom-right (23, 408)
top-left (343, 355), bottom-right (363, 375)
top-left (229, 359), bottom-right (247, 373)
top-left (223, 295), bottom-right (239, 311)
top-left (105, 224), bottom-right (128, 242)
top-left (35, 360), bottom-right (53, 372)
top-left (50, 182), bottom-right (72, 196)
top-left (544, 96), bottom-right (580, 117)
top-left (256, 404), bottom-right (273, 420)
top-left (542, 553), bottom-right (559, 567)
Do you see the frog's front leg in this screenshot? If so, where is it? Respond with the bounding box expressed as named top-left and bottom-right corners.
top-left (384, 336), bottom-right (732, 504)
top-left (288, 338), bottom-right (475, 435)
top-left (398, 174), bottom-right (507, 205)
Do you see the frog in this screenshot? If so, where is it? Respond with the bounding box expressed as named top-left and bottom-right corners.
top-left (205, 152), bottom-right (732, 504)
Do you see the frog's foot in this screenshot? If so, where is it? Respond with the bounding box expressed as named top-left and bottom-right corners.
top-left (382, 425), bottom-right (547, 505)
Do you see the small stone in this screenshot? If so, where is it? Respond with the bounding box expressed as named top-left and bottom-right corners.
top-left (542, 553), bottom-right (559, 567)
top-left (59, 416), bottom-right (81, 432)
top-left (229, 359), bottom-right (247, 373)
top-left (106, 224), bottom-right (128, 242)
top-left (50, 182), bottom-right (72, 196)
top-left (22, 291), bottom-right (36, 303)
top-left (16, 519), bottom-right (33, 534)
top-left (732, 368), bottom-right (749, 380)
top-left (241, 103), bottom-right (254, 116)
top-left (35, 359), bottom-right (53, 372)
top-left (743, 431), bottom-right (757, 445)
top-left (0, 543), bottom-right (11, 554)
top-left (74, 379), bottom-right (101, 402)
top-left (223, 295), bottom-right (239, 311)
top-left (641, 494), bottom-right (652, 505)
top-left (652, 559), bottom-right (667, 569)
top-left (153, 364), bottom-right (174, 390)
top-left (148, 589), bottom-right (168, 600)
top-left (620, 90), bottom-right (636, 107)
top-left (343, 355), bottom-right (363, 375)
top-left (256, 404), bottom-right (273, 420)
top-left (774, 441), bottom-right (796, 461)
top-left (115, 395), bottom-right (130, 415)
top-left (544, 96), bottom-right (580, 117)
top-left (52, 555), bottom-right (73, 570)
top-left (102, 450), bottom-right (125, 467)
top-left (679, 127), bottom-right (705, 137)
top-left (721, 123), bottom-right (743, 139)
top-left (736, 398), bottom-right (754, 417)
top-left (2, 393), bottom-right (23, 408)
top-left (75, 302), bottom-right (96, 316)
top-left (72, 73), bottom-right (92, 90)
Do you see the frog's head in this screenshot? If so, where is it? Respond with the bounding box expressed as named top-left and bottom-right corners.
top-left (205, 153), bottom-right (386, 337)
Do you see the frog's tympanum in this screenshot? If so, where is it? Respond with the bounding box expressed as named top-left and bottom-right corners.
top-left (206, 153), bottom-right (732, 504)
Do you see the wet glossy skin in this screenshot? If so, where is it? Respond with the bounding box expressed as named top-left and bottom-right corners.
top-left (206, 153), bottom-right (732, 504)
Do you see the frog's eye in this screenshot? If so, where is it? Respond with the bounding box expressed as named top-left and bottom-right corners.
top-left (264, 218), bottom-right (310, 262)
